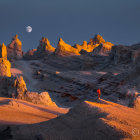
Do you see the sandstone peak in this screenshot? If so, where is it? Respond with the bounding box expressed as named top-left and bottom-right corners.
top-left (55, 38), bottom-right (80, 56)
top-left (89, 34), bottom-right (105, 45)
top-left (7, 35), bottom-right (23, 60)
top-left (37, 37), bottom-right (55, 53)
top-left (91, 42), bottom-right (114, 56)
top-left (0, 43), bottom-right (7, 59)
top-left (0, 58), bottom-right (11, 77)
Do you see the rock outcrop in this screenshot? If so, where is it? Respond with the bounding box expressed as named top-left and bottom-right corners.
top-left (55, 38), bottom-right (80, 56)
top-left (25, 91), bottom-right (56, 106)
top-left (0, 43), bottom-right (7, 59)
top-left (91, 42), bottom-right (114, 56)
top-left (23, 37), bottom-right (55, 59)
top-left (37, 37), bottom-right (55, 53)
top-left (109, 45), bottom-right (135, 64)
top-left (0, 58), bottom-right (11, 77)
top-left (0, 44), bottom-right (11, 77)
top-left (23, 49), bottom-right (37, 60)
top-left (89, 34), bottom-right (105, 45)
top-left (75, 35), bottom-right (111, 54)
top-left (7, 35), bottom-right (23, 60)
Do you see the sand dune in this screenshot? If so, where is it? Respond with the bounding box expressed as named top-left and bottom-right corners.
top-left (0, 97), bottom-right (69, 125)
top-left (2, 99), bottom-right (139, 140)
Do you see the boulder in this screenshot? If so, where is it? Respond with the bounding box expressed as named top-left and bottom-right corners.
top-left (55, 38), bottom-right (80, 56)
top-left (7, 35), bottom-right (23, 60)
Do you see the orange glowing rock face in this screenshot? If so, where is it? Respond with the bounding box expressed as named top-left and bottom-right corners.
top-left (0, 43), bottom-right (7, 59)
top-left (55, 38), bottom-right (80, 56)
top-left (38, 37), bottom-right (55, 53)
top-left (0, 58), bottom-right (11, 77)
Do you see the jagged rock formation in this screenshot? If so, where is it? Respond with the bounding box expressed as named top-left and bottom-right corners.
top-left (7, 35), bottom-right (23, 60)
top-left (55, 38), bottom-right (80, 56)
top-left (24, 37), bottom-right (55, 59)
top-left (23, 49), bottom-right (37, 60)
top-left (89, 34), bottom-right (105, 45)
top-left (0, 43), bottom-right (7, 59)
top-left (0, 75), bottom-right (56, 106)
top-left (0, 58), bottom-right (11, 77)
top-left (0, 76), bottom-right (26, 97)
top-left (14, 76), bottom-right (27, 99)
top-left (0, 44), bottom-right (11, 77)
top-left (25, 91), bottom-right (56, 106)
top-left (90, 42), bottom-right (114, 56)
top-left (37, 37), bottom-right (55, 53)
top-left (75, 35), bottom-right (113, 54)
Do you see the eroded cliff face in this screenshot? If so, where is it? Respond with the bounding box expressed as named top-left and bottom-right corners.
top-left (7, 34), bottom-right (23, 60)
top-left (55, 38), bottom-right (80, 56)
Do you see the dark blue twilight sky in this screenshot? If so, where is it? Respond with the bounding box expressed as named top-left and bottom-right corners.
top-left (0, 0), bottom-right (140, 51)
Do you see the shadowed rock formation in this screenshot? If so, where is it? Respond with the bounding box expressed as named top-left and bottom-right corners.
top-left (23, 49), bottom-right (37, 60)
top-left (7, 35), bottom-right (23, 60)
top-left (55, 38), bottom-right (80, 56)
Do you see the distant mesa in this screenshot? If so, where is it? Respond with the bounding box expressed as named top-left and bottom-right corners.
top-left (7, 34), bottom-right (23, 60)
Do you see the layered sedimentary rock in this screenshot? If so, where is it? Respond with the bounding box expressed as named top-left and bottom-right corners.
top-left (7, 35), bottom-right (23, 60)
top-left (55, 38), bottom-right (80, 56)
top-left (0, 43), bottom-right (7, 59)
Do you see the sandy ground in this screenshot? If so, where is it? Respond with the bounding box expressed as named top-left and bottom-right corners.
top-left (0, 97), bottom-right (68, 125)
top-left (6, 99), bottom-right (140, 140)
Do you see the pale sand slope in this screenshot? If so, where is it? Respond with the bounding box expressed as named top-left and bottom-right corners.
top-left (9, 99), bottom-right (140, 140)
top-left (0, 97), bottom-right (68, 125)
top-left (11, 60), bottom-right (40, 92)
